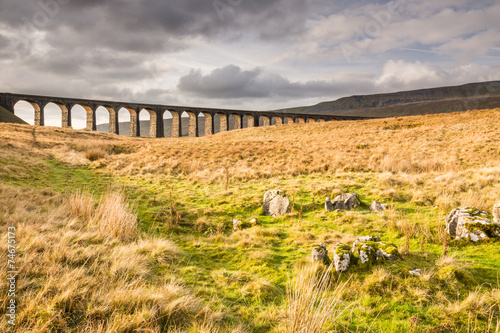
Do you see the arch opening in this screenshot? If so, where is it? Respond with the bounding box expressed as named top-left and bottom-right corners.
top-left (216, 113), bottom-right (228, 133)
top-left (163, 110), bottom-right (180, 138)
top-left (118, 108), bottom-right (134, 136)
top-left (244, 114), bottom-right (254, 128)
top-left (43, 102), bottom-right (63, 128)
top-left (181, 111), bottom-right (197, 137)
top-left (198, 113), bottom-right (207, 137)
top-left (13, 100), bottom-right (39, 125)
top-left (138, 109), bottom-right (156, 138)
top-left (95, 106), bottom-right (116, 133)
top-left (70, 104), bottom-right (88, 130)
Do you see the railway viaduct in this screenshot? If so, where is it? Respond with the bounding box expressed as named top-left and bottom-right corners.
top-left (0, 92), bottom-right (370, 138)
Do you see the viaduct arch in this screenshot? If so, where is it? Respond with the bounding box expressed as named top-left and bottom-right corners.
top-left (0, 93), bottom-right (371, 138)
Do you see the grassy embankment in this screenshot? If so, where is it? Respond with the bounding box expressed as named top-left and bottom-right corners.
top-left (1, 109), bottom-right (500, 332)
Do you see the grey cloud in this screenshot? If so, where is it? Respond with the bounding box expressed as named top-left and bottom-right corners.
top-left (178, 65), bottom-right (376, 99)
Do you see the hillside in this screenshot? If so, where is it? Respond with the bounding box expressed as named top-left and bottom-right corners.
top-left (274, 81), bottom-right (500, 117)
top-left (1, 108), bottom-right (500, 332)
top-left (0, 105), bottom-right (27, 124)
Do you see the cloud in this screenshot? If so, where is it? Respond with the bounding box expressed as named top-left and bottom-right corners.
top-left (375, 60), bottom-right (500, 91)
top-left (178, 65), bottom-right (379, 99)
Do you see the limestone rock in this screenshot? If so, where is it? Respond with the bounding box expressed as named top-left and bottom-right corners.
top-left (370, 200), bottom-right (386, 213)
top-left (263, 190), bottom-right (290, 217)
top-left (249, 218), bottom-right (258, 226)
top-left (325, 197), bottom-right (334, 212)
top-left (353, 240), bottom-right (398, 265)
top-left (493, 202), bottom-right (500, 224)
top-left (333, 243), bottom-right (351, 273)
top-left (332, 193), bottom-right (361, 210)
top-left (311, 243), bottom-right (331, 265)
top-left (445, 206), bottom-right (500, 242)
top-left (409, 269), bottom-right (421, 276)
top-left (233, 219), bottom-right (242, 231)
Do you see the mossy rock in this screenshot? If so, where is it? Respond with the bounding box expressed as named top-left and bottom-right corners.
top-left (334, 243), bottom-right (352, 272)
top-left (377, 242), bottom-right (399, 260)
top-left (437, 266), bottom-right (476, 286)
top-left (352, 241), bottom-right (379, 266)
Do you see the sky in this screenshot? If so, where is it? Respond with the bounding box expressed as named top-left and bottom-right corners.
top-left (1, 0), bottom-right (499, 128)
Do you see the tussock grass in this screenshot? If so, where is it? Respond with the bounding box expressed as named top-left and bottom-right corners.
top-left (282, 263), bottom-right (350, 333)
top-left (90, 192), bottom-right (138, 242)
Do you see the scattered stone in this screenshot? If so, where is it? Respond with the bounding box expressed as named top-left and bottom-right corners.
top-left (325, 197), bottom-right (334, 212)
top-left (204, 228), bottom-right (216, 235)
top-left (370, 200), bottom-right (386, 213)
top-left (445, 206), bottom-right (500, 242)
top-left (355, 235), bottom-right (381, 243)
top-left (311, 243), bottom-right (331, 265)
top-left (233, 219), bottom-right (242, 231)
top-left (493, 202), bottom-right (500, 224)
top-left (333, 243), bottom-right (351, 272)
top-left (263, 190), bottom-right (290, 217)
top-left (377, 242), bottom-right (399, 260)
top-left (437, 266), bottom-right (476, 285)
top-left (249, 218), bottom-right (258, 226)
top-left (352, 239), bottom-right (398, 265)
top-left (409, 269), bottom-right (422, 276)
top-left (332, 193), bottom-right (361, 210)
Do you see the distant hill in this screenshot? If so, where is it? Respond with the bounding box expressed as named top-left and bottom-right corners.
top-left (0, 106), bottom-right (27, 124)
top-left (273, 81), bottom-right (500, 117)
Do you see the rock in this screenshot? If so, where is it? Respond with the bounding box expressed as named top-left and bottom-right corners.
top-left (370, 200), bottom-right (385, 213)
top-left (353, 240), bottom-right (398, 265)
top-left (233, 219), bottom-right (242, 231)
top-left (332, 193), bottom-right (361, 210)
top-left (376, 242), bottom-right (399, 261)
top-left (409, 269), bottom-right (421, 276)
top-left (249, 218), bottom-right (258, 226)
top-left (445, 206), bottom-right (500, 242)
top-left (311, 243), bottom-right (331, 265)
top-left (325, 197), bottom-right (334, 212)
top-left (333, 243), bottom-right (351, 272)
top-left (493, 202), bottom-right (500, 223)
top-left (263, 190), bottom-right (290, 217)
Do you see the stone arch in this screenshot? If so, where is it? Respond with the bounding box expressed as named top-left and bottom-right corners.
top-left (117, 107), bottom-right (137, 136)
top-left (217, 112), bottom-right (228, 133)
top-left (272, 116), bottom-right (283, 125)
top-left (244, 114), bottom-right (255, 128)
top-left (284, 116), bottom-right (294, 124)
top-left (43, 102), bottom-right (66, 128)
top-left (259, 115), bottom-right (270, 126)
top-left (138, 108), bottom-right (157, 138)
top-left (296, 117), bottom-right (305, 124)
top-left (182, 111), bottom-right (198, 137)
top-left (201, 112), bottom-right (212, 136)
top-left (163, 110), bottom-right (180, 137)
top-left (318, 118), bottom-right (326, 123)
top-left (96, 105), bottom-right (117, 134)
top-left (70, 104), bottom-right (91, 130)
top-left (13, 100), bottom-right (40, 125)
top-left (230, 114), bottom-right (242, 130)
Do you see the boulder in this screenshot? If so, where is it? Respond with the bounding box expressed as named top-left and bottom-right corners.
top-left (409, 269), bottom-right (421, 276)
top-left (311, 243), bottom-right (331, 265)
top-left (332, 193), bottom-right (361, 210)
top-left (325, 197), bottom-right (334, 212)
top-left (353, 239), bottom-right (398, 265)
top-left (333, 243), bottom-right (351, 273)
top-left (233, 219), bottom-right (242, 231)
top-left (263, 190), bottom-right (290, 217)
top-left (445, 206), bottom-right (500, 242)
top-left (493, 202), bottom-right (500, 224)
top-left (370, 200), bottom-right (386, 213)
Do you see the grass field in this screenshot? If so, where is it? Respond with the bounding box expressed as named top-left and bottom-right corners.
top-left (1, 109), bottom-right (500, 332)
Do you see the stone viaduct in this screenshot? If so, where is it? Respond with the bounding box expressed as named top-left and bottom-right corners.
top-left (0, 92), bottom-right (371, 138)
